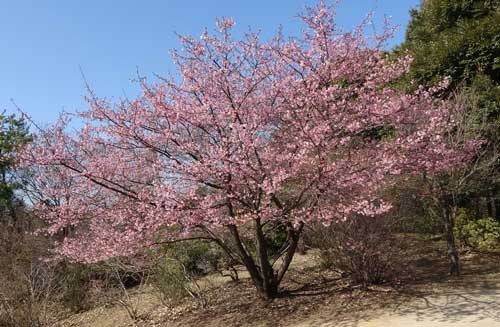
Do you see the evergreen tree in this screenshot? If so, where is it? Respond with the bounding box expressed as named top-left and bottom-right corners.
top-left (397, 0), bottom-right (499, 220)
top-left (0, 112), bottom-right (30, 251)
top-left (395, 0), bottom-right (500, 275)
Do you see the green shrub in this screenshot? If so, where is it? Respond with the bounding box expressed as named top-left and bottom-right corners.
top-left (263, 222), bottom-right (288, 257)
top-left (151, 257), bottom-right (190, 304)
top-left (455, 208), bottom-right (500, 252)
top-left (165, 241), bottom-right (218, 276)
top-left (60, 264), bottom-right (92, 312)
top-left (396, 211), bottom-right (443, 235)
top-left (151, 241), bottom-right (215, 306)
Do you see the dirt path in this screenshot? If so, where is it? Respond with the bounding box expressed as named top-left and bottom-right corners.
top-left (294, 283), bottom-right (500, 327)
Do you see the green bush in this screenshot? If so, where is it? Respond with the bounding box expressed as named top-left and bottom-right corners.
top-left (263, 222), bottom-right (288, 257)
top-left (151, 240), bottom-right (216, 305)
top-left (151, 257), bottom-right (190, 304)
top-left (60, 264), bottom-right (92, 312)
top-left (166, 241), bottom-right (218, 276)
top-left (455, 208), bottom-right (500, 252)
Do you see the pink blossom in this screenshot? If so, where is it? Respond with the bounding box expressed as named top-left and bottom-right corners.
top-left (18, 1), bottom-right (477, 263)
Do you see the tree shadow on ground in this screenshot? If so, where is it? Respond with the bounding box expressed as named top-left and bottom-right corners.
top-left (151, 244), bottom-right (500, 327)
top-left (288, 245), bottom-right (500, 327)
top-left (306, 251), bottom-right (500, 327)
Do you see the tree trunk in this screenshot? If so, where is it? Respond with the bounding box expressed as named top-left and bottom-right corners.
top-left (474, 197), bottom-right (481, 219)
top-left (226, 221), bottom-right (303, 299)
top-left (276, 223), bottom-right (303, 285)
top-left (227, 224), bottom-right (264, 291)
top-left (254, 219), bottom-right (278, 298)
top-left (488, 191), bottom-right (499, 220)
top-left (442, 205), bottom-right (460, 276)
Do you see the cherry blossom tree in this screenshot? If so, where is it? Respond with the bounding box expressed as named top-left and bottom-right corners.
top-left (20, 2), bottom-right (477, 298)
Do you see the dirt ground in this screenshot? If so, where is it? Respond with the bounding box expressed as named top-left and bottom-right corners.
top-left (295, 276), bottom-right (500, 327)
top-left (56, 236), bottom-right (500, 327)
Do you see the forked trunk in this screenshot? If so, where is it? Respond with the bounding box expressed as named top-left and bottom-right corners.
top-left (226, 221), bottom-right (302, 299)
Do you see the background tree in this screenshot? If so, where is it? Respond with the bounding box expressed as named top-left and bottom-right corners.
top-left (421, 89), bottom-right (492, 275)
top-left (396, 0), bottom-right (500, 215)
top-left (0, 112), bottom-right (30, 252)
top-left (399, 0), bottom-right (500, 90)
top-left (394, 0), bottom-right (500, 275)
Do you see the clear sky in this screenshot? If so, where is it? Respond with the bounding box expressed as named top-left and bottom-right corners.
top-left (0, 0), bottom-right (420, 126)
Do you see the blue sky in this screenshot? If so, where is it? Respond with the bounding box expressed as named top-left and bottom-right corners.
top-left (0, 0), bottom-right (420, 126)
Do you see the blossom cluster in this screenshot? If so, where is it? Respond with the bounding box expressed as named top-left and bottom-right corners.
top-left (20, 2), bottom-right (477, 262)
